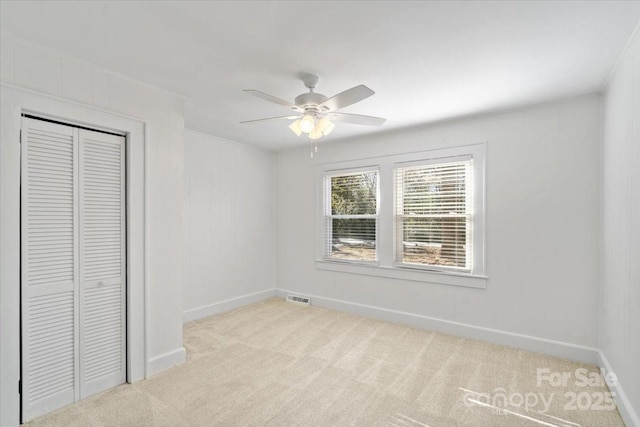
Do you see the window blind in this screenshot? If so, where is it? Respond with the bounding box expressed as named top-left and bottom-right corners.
top-left (394, 159), bottom-right (472, 271)
top-left (325, 170), bottom-right (378, 262)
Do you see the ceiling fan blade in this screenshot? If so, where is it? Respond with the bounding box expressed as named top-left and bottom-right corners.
top-left (328, 112), bottom-right (386, 126)
top-left (243, 89), bottom-right (303, 112)
top-left (240, 115), bottom-right (300, 124)
top-left (319, 85), bottom-right (375, 111)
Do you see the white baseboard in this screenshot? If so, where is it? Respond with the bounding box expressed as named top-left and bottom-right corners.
top-left (599, 350), bottom-right (639, 427)
top-left (147, 347), bottom-right (187, 377)
top-left (182, 288), bottom-right (277, 323)
top-left (275, 289), bottom-right (600, 365)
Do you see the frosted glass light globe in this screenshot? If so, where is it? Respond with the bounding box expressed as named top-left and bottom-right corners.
top-left (299, 114), bottom-right (315, 133)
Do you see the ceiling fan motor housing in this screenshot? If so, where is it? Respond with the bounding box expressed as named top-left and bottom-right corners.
top-left (294, 92), bottom-right (329, 112)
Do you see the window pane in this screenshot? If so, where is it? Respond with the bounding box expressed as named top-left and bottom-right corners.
top-left (331, 172), bottom-right (377, 215)
top-left (328, 218), bottom-right (376, 262)
top-left (399, 216), bottom-right (469, 268)
top-left (395, 160), bottom-right (472, 271)
top-left (401, 164), bottom-right (467, 215)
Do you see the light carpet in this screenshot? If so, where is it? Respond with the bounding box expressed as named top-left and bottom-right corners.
top-left (28, 298), bottom-right (624, 426)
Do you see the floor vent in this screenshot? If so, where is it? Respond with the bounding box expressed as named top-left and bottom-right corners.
top-left (285, 294), bottom-right (311, 306)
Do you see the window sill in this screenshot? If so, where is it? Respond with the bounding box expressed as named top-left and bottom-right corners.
top-left (315, 260), bottom-right (487, 289)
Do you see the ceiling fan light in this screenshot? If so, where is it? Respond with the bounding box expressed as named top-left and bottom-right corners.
top-left (299, 114), bottom-right (315, 133)
top-left (323, 121), bottom-right (335, 135)
top-left (289, 119), bottom-right (302, 136)
top-left (317, 117), bottom-right (335, 136)
top-left (309, 129), bottom-right (323, 140)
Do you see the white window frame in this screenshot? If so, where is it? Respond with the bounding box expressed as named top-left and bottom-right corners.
top-left (316, 143), bottom-right (486, 289)
top-left (322, 166), bottom-right (380, 265)
top-left (393, 155), bottom-right (474, 273)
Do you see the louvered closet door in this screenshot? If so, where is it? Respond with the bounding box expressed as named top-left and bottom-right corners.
top-left (78, 129), bottom-right (126, 398)
top-left (21, 118), bottom-right (80, 421)
top-left (21, 118), bottom-right (126, 422)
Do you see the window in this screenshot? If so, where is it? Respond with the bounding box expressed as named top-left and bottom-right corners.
top-left (316, 143), bottom-right (485, 288)
top-left (324, 169), bottom-right (378, 263)
top-left (394, 158), bottom-right (473, 272)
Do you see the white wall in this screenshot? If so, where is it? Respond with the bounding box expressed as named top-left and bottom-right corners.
top-left (183, 130), bottom-right (277, 321)
top-left (1, 22), bottom-right (635, 427)
top-left (601, 26), bottom-right (640, 426)
top-left (0, 33), bottom-right (186, 425)
top-left (276, 95), bottom-right (602, 361)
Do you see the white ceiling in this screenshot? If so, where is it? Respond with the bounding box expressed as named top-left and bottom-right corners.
top-left (1, 1), bottom-right (639, 150)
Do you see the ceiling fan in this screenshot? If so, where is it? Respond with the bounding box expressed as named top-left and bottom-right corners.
top-left (241, 74), bottom-right (386, 140)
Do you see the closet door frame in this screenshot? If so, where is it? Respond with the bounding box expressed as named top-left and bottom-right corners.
top-left (0, 86), bottom-right (147, 426)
